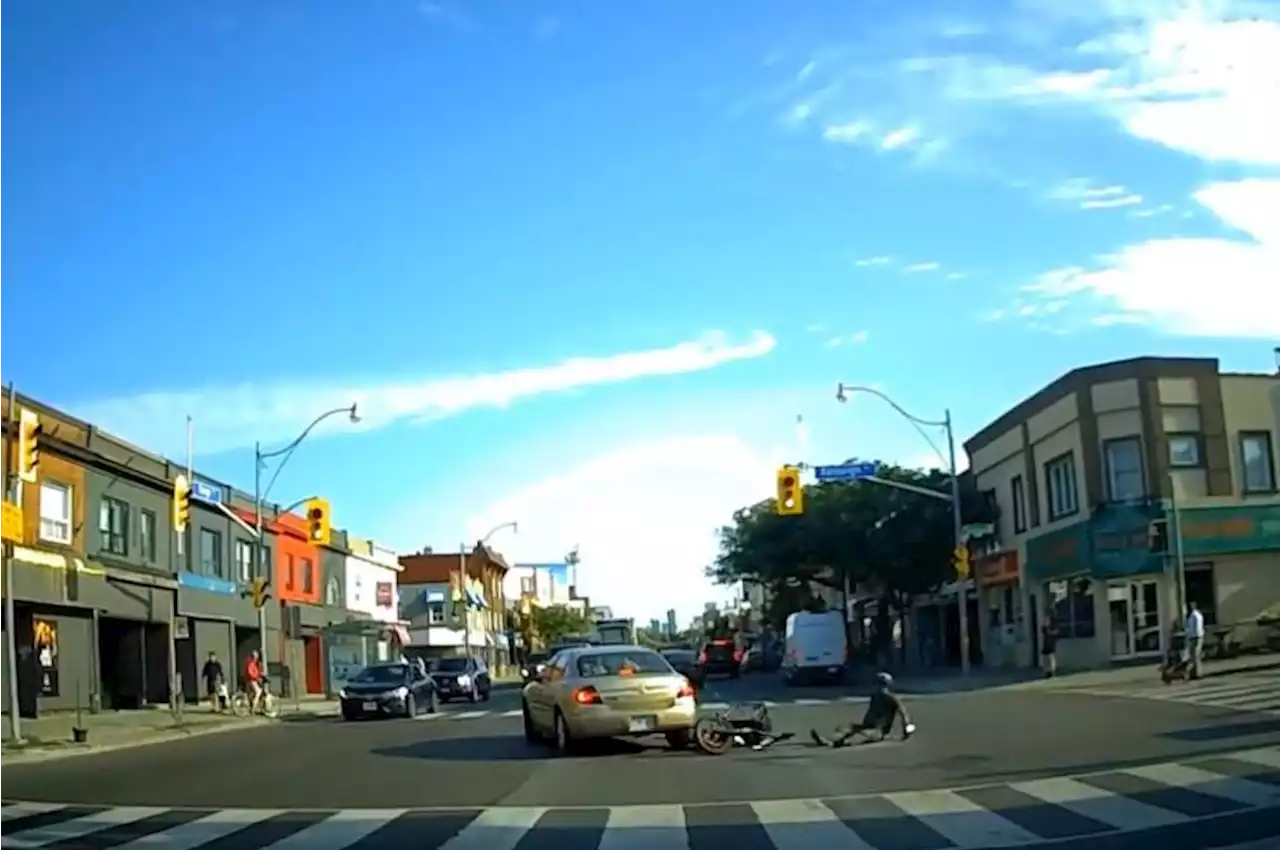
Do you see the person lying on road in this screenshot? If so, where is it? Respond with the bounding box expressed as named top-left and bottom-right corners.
top-left (809, 671), bottom-right (916, 748)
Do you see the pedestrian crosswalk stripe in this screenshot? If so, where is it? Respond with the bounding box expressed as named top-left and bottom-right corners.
top-left (498, 709), bottom-right (522, 717)
top-left (5, 747), bottom-right (1276, 849)
top-left (447, 710), bottom-right (490, 720)
top-left (1073, 674), bottom-right (1280, 716)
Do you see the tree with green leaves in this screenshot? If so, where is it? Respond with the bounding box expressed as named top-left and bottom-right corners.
top-left (528, 604), bottom-right (594, 647)
top-left (707, 462), bottom-right (997, 632)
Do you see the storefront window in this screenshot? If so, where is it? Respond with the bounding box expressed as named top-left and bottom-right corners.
top-left (1046, 577), bottom-right (1096, 638)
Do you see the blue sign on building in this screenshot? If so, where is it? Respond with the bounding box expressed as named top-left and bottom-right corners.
top-left (191, 480), bottom-right (223, 505)
top-left (179, 571), bottom-right (236, 595)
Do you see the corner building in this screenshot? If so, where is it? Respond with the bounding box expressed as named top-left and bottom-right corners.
top-left (965, 356), bottom-right (1280, 671)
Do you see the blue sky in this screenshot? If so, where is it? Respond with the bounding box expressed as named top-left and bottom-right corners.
top-left (4, 0), bottom-right (1277, 624)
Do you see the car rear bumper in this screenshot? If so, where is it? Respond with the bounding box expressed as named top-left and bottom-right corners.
top-left (567, 700), bottom-right (698, 739)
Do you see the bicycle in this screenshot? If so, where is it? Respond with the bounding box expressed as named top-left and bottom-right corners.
top-left (230, 680), bottom-right (281, 719)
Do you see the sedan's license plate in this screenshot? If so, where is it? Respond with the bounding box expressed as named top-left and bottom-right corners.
top-left (628, 715), bottom-right (655, 733)
top-left (362, 701), bottom-right (378, 711)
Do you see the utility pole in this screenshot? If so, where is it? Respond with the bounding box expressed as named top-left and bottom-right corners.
top-left (4, 383), bottom-right (23, 742)
top-left (944, 409), bottom-right (971, 675)
top-left (459, 542), bottom-right (471, 656)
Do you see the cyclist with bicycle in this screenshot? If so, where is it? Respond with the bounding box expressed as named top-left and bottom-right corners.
top-left (244, 650), bottom-right (265, 714)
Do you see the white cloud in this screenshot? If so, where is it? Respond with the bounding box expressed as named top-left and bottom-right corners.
top-left (945, 271), bottom-right (969, 281)
top-left (467, 435), bottom-right (789, 623)
top-left (1023, 179), bottom-right (1280, 338)
top-left (854, 255), bottom-right (893, 267)
top-left (823, 121), bottom-right (869, 142)
top-left (904, 261), bottom-right (941, 274)
top-left (1050, 179), bottom-right (1144, 210)
top-left (824, 330), bottom-right (870, 348)
top-left (72, 330), bottom-right (778, 457)
top-left (881, 126), bottom-right (919, 150)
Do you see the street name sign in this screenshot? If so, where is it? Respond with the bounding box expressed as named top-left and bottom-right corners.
top-left (814, 461), bottom-right (878, 482)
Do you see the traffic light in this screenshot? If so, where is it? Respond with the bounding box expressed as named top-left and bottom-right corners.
top-left (305, 497), bottom-right (331, 546)
top-left (952, 545), bottom-right (971, 579)
top-left (775, 465), bottom-right (804, 515)
top-left (249, 577), bottom-right (270, 608)
top-left (1148, 519), bottom-right (1170, 554)
top-left (172, 474), bottom-right (191, 532)
top-left (17, 408), bottom-right (43, 484)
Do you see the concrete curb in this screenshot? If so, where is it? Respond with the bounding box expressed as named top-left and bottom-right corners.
top-left (1, 712), bottom-right (296, 766)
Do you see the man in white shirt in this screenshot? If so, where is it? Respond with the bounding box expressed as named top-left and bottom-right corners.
top-left (1185, 601), bottom-right (1206, 679)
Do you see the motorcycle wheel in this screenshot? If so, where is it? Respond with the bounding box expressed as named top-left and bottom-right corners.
top-left (694, 717), bottom-right (734, 755)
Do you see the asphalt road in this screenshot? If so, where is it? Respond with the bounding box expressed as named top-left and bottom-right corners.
top-left (7, 674), bottom-right (1279, 811)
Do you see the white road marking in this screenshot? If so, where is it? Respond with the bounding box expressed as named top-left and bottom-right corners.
top-left (750, 799), bottom-right (875, 850)
top-left (1011, 776), bottom-right (1187, 830)
top-left (598, 804), bottom-right (689, 850)
top-left (885, 789), bottom-right (1041, 848)
top-left (436, 806), bottom-right (546, 850)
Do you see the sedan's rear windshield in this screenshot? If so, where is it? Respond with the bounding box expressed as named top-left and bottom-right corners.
top-left (352, 665), bottom-right (408, 683)
top-left (577, 650), bottom-right (671, 678)
top-left (434, 658), bottom-right (470, 673)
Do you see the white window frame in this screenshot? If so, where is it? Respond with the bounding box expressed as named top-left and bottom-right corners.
top-left (99, 497), bottom-right (130, 556)
top-left (1045, 454), bottom-right (1078, 520)
top-left (1011, 475), bottom-right (1027, 533)
top-left (1241, 432), bottom-right (1276, 493)
top-left (427, 601), bottom-right (447, 624)
top-left (1104, 437), bottom-right (1145, 502)
top-left (139, 509), bottom-right (157, 563)
top-left (200, 528), bottom-right (223, 577)
top-left (234, 539), bottom-right (254, 583)
top-left (38, 481), bottom-right (72, 544)
top-left (1168, 434), bottom-right (1201, 469)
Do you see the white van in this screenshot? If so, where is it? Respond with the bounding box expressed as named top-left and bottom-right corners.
top-left (782, 611), bottom-right (847, 685)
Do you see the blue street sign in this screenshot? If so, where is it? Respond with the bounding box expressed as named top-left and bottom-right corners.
top-left (814, 461), bottom-right (878, 482)
top-left (191, 480), bottom-right (223, 505)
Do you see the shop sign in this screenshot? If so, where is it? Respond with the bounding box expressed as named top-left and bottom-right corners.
top-left (1178, 504), bottom-right (1280, 556)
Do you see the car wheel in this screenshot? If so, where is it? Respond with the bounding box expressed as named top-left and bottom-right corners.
top-left (481, 686), bottom-right (491, 702)
top-left (404, 694), bottom-right (417, 718)
top-left (522, 702), bottom-right (541, 743)
top-left (665, 729), bottom-right (693, 750)
top-left (553, 710), bottom-right (577, 755)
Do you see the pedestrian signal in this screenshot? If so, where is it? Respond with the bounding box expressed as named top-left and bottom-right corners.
top-left (775, 466), bottom-right (804, 516)
top-left (952, 545), bottom-right (971, 579)
top-left (17, 409), bottom-right (43, 483)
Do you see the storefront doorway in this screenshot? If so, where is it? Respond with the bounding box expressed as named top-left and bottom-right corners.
top-left (1108, 578), bottom-right (1163, 660)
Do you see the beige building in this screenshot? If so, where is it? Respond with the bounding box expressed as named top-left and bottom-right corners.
top-left (965, 356), bottom-right (1280, 671)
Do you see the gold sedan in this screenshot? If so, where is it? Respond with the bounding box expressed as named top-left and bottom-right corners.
top-left (521, 644), bottom-right (698, 754)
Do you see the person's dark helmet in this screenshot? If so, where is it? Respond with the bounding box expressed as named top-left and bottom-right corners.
top-left (875, 671), bottom-right (894, 688)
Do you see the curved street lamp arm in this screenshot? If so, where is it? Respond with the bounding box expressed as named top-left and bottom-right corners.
top-left (259, 404), bottom-right (357, 503)
top-left (837, 384), bottom-right (948, 469)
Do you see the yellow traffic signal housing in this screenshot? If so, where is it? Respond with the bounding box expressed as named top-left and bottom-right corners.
top-left (17, 408), bottom-right (43, 484)
top-left (172, 474), bottom-right (192, 532)
top-left (952, 545), bottom-right (971, 579)
top-left (249, 577), bottom-right (270, 608)
top-left (305, 497), bottom-right (332, 546)
top-left (775, 465), bottom-right (805, 516)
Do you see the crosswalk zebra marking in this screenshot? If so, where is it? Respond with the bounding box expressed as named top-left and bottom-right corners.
top-left (5, 746), bottom-right (1276, 849)
top-left (1074, 674), bottom-right (1280, 716)
top-left (447, 711), bottom-right (491, 720)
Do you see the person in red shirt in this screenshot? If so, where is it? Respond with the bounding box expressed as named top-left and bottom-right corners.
top-left (244, 650), bottom-right (264, 713)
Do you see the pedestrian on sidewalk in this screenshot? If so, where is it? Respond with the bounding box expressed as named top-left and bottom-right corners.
top-left (1041, 617), bottom-right (1060, 678)
top-left (201, 652), bottom-right (226, 712)
top-left (1186, 601), bottom-right (1205, 680)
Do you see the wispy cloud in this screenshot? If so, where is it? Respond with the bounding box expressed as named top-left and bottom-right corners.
top-left (533, 17), bottom-right (559, 39)
top-left (71, 331), bottom-right (778, 457)
top-left (903, 261), bottom-right (941, 274)
top-left (854, 255), bottom-right (892, 268)
top-left (1050, 179), bottom-right (1143, 210)
top-left (824, 330), bottom-right (870, 348)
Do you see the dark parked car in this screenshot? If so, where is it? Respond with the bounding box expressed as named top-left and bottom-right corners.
top-left (432, 656), bottom-right (492, 703)
top-left (340, 662), bottom-right (437, 720)
top-left (700, 638), bottom-right (743, 678)
top-left (660, 648), bottom-right (706, 690)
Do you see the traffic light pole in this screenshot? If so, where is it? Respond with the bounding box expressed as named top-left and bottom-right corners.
top-left (4, 383), bottom-right (23, 743)
top-left (945, 409), bottom-right (971, 676)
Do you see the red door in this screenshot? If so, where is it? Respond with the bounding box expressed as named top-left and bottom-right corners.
top-left (304, 637), bottom-right (323, 694)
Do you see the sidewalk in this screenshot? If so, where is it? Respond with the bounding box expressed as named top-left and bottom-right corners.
top-left (2, 697), bottom-right (338, 765)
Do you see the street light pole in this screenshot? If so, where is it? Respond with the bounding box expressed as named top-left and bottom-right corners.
top-left (252, 404), bottom-right (359, 670)
top-left (459, 522), bottom-right (518, 666)
top-left (836, 383), bottom-right (971, 674)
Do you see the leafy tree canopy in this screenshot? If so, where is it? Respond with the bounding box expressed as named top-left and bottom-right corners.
top-left (707, 462), bottom-right (997, 618)
top-left (527, 604), bottom-right (594, 647)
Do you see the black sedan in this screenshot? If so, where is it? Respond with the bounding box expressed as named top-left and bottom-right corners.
top-left (339, 662), bottom-right (437, 720)
top-left (661, 648), bottom-right (706, 691)
top-left (521, 652), bottom-right (551, 685)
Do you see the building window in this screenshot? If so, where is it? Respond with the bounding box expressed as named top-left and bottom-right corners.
top-left (235, 540), bottom-right (254, 583)
top-left (38, 481), bottom-right (72, 544)
top-left (1044, 453), bottom-right (1079, 520)
top-left (99, 497), bottom-right (129, 556)
top-left (1046, 577), bottom-right (1095, 638)
top-left (1168, 434), bottom-right (1202, 468)
top-left (1240, 432), bottom-right (1276, 493)
top-left (1011, 475), bottom-right (1027, 533)
top-left (200, 529), bottom-right (223, 577)
top-left (427, 601), bottom-right (447, 624)
top-left (326, 576), bottom-right (341, 606)
top-left (520, 576), bottom-right (535, 595)
top-left (301, 558), bottom-right (315, 594)
top-left (258, 545), bottom-right (272, 582)
top-left (285, 554), bottom-right (295, 590)
top-left (1104, 437), bottom-right (1144, 502)
top-left (139, 509), bottom-right (157, 563)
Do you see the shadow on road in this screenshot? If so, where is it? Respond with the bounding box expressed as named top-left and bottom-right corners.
top-left (1162, 717), bottom-right (1280, 743)
top-left (372, 734), bottom-right (683, 763)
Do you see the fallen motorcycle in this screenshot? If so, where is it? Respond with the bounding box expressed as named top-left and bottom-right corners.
top-left (693, 702), bottom-right (793, 754)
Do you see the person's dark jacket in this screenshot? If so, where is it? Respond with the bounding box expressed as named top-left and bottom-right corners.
top-left (864, 688), bottom-right (910, 732)
top-left (201, 659), bottom-right (224, 692)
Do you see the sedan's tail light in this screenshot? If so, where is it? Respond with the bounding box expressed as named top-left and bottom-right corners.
top-left (699, 650), bottom-right (709, 663)
top-left (571, 686), bottom-right (603, 706)
top-left (676, 681), bottom-right (696, 699)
